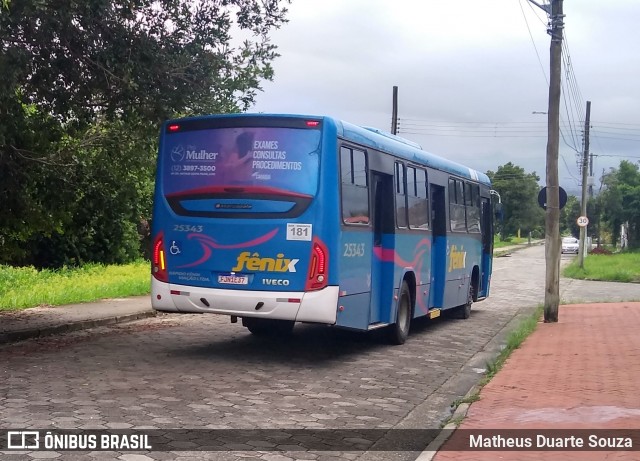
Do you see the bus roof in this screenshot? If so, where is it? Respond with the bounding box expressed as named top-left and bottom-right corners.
top-left (162, 113), bottom-right (491, 185)
top-left (335, 119), bottom-right (491, 185)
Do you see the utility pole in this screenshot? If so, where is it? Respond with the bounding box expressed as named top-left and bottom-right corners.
top-left (391, 86), bottom-right (398, 135)
top-left (578, 100), bottom-right (591, 268)
top-left (528, 0), bottom-right (563, 323)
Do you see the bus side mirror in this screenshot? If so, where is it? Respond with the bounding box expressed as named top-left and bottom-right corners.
top-left (495, 203), bottom-right (504, 221)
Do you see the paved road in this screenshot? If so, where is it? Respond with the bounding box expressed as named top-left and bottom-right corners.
top-left (2, 245), bottom-right (640, 461)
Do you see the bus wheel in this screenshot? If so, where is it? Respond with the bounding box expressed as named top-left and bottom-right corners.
top-left (242, 317), bottom-right (294, 336)
top-left (457, 283), bottom-right (474, 319)
top-left (387, 282), bottom-right (411, 345)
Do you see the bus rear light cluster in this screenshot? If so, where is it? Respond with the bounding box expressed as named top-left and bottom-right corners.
top-left (152, 234), bottom-right (168, 282)
top-left (305, 237), bottom-right (328, 291)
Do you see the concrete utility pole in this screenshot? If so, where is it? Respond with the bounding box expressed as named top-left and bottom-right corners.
top-left (391, 86), bottom-right (399, 135)
top-left (578, 100), bottom-right (591, 269)
top-left (529, 0), bottom-right (564, 323)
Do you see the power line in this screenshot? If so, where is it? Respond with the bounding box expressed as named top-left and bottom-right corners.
top-left (591, 129), bottom-right (640, 137)
top-left (519, 0), bottom-right (549, 85)
top-left (598, 154), bottom-right (640, 159)
top-left (588, 135), bottom-right (640, 142)
top-left (592, 121), bottom-right (640, 127)
top-left (398, 130), bottom-right (547, 138)
top-left (398, 118), bottom-right (639, 137)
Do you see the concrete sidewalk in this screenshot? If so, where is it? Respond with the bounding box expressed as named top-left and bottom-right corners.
top-left (0, 296), bottom-right (154, 344)
top-left (428, 302), bottom-right (640, 460)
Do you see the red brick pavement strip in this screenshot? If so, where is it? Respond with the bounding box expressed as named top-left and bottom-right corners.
top-left (431, 302), bottom-right (640, 461)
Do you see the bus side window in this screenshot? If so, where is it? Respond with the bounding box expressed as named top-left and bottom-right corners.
top-left (395, 162), bottom-right (408, 228)
top-left (408, 167), bottom-right (429, 230)
top-left (467, 183), bottom-right (481, 233)
top-left (341, 147), bottom-right (370, 225)
top-left (449, 178), bottom-right (467, 232)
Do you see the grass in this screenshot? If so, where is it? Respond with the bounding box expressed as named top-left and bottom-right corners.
top-left (445, 304), bottom-right (544, 426)
top-left (483, 304), bottom-right (544, 384)
top-left (0, 260), bottom-right (150, 311)
top-left (493, 236), bottom-right (528, 249)
top-left (450, 393), bottom-right (480, 411)
top-left (563, 251), bottom-right (640, 283)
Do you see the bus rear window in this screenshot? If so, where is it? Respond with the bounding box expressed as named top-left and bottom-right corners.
top-left (161, 127), bottom-right (321, 199)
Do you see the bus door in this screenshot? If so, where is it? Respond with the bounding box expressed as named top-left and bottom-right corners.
top-left (370, 172), bottom-right (395, 325)
top-left (478, 197), bottom-right (493, 298)
top-left (430, 184), bottom-right (447, 308)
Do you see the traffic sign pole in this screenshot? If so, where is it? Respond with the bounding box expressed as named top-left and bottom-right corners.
top-left (578, 215), bottom-right (589, 267)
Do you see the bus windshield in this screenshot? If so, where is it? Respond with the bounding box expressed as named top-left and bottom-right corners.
top-left (162, 126), bottom-right (321, 195)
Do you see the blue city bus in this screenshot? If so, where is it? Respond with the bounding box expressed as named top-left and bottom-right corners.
top-left (151, 114), bottom-right (494, 344)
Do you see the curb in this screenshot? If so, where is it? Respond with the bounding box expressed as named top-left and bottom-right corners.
top-left (415, 385), bottom-right (479, 461)
top-left (0, 310), bottom-right (157, 345)
top-left (415, 301), bottom-right (541, 460)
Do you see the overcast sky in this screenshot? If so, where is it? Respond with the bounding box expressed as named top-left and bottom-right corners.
top-left (251, 0), bottom-right (640, 195)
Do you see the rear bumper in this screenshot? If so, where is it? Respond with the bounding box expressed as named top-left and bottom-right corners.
top-left (151, 277), bottom-right (338, 325)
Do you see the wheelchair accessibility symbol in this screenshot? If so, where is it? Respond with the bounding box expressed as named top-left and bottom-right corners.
top-left (169, 240), bottom-right (181, 255)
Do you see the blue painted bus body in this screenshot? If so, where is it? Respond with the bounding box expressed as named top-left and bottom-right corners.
top-left (151, 114), bottom-right (493, 336)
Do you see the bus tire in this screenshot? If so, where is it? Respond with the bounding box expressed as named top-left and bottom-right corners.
top-left (457, 282), bottom-right (473, 319)
top-left (387, 281), bottom-right (412, 345)
top-left (242, 318), bottom-right (294, 336)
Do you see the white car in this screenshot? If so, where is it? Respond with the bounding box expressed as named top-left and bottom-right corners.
top-left (561, 237), bottom-right (579, 254)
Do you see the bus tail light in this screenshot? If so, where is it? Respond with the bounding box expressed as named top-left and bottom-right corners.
top-left (305, 238), bottom-right (328, 291)
top-left (152, 234), bottom-right (168, 282)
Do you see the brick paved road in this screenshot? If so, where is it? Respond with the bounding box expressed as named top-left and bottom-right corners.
top-left (2, 245), bottom-right (640, 461)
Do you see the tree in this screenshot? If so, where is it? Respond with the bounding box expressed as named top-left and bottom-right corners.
top-left (560, 194), bottom-right (601, 242)
top-left (1, 0), bottom-right (288, 125)
top-left (0, 0), bottom-right (290, 267)
top-left (560, 195), bottom-right (580, 237)
top-left (486, 162), bottom-right (545, 240)
top-left (599, 161), bottom-right (640, 249)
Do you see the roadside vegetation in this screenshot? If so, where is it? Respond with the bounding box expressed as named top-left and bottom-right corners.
top-left (0, 261), bottom-right (149, 311)
top-left (493, 236), bottom-right (528, 249)
top-left (446, 304), bottom-right (544, 425)
top-left (485, 305), bottom-right (545, 381)
top-left (1, 1), bottom-right (290, 269)
top-left (563, 250), bottom-right (640, 283)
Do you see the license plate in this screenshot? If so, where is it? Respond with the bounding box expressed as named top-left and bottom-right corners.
top-left (218, 274), bottom-right (248, 285)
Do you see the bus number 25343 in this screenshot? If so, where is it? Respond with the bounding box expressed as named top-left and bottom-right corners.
top-left (344, 243), bottom-right (365, 257)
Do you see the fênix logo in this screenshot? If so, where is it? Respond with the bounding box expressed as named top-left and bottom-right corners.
top-left (448, 245), bottom-right (467, 272)
top-left (232, 252), bottom-right (299, 273)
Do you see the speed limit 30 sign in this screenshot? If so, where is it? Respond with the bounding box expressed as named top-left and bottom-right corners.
top-left (577, 216), bottom-right (589, 227)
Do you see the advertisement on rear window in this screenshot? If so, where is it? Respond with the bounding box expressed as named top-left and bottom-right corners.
top-left (163, 127), bottom-right (321, 196)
